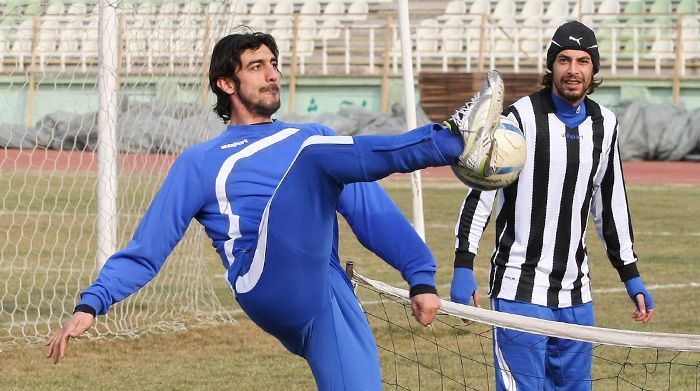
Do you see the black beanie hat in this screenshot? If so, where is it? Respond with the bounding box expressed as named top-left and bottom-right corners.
top-left (546, 21), bottom-right (600, 74)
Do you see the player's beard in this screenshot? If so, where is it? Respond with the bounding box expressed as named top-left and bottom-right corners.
top-left (239, 84), bottom-right (281, 119)
top-left (555, 76), bottom-right (589, 104)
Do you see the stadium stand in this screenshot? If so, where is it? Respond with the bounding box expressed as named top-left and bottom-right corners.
top-left (0, 0), bottom-right (699, 77)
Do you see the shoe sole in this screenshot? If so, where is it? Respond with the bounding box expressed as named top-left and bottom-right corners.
top-left (459, 70), bottom-right (504, 176)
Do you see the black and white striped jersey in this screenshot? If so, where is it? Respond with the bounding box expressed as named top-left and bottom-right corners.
top-left (454, 89), bottom-right (640, 308)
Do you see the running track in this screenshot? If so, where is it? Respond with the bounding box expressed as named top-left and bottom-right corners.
top-left (1, 149), bottom-right (699, 185)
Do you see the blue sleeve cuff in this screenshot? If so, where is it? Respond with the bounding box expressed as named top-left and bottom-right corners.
top-left (79, 292), bottom-right (107, 316)
top-left (406, 270), bottom-right (436, 288)
top-left (624, 276), bottom-right (654, 310)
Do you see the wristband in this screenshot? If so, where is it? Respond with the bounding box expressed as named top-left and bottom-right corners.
top-left (73, 304), bottom-right (97, 317)
top-left (409, 284), bottom-right (438, 297)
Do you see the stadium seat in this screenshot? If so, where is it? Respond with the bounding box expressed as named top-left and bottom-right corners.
top-left (621, 0), bottom-right (645, 18)
top-left (320, 16), bottom-right (342, 40)
top-left (347, 0), bottom-right (369, 22)
top-left (469, 0), bottom-right (491, 14)
top-left (272, 0), bottom-right (294, 19)
top-left (441, 17), bottom-right (464, 53)
top-left (270, 18), bottom-right (292, 69)
top-left (646, 33), bottom-right (674, 74)
top-left (270, 18), bottom-right (293, 42)
top-left (22, 2), bottom-right (42, 16)
top-left (544, 0), bottom-right (569, 20)
top-left (466, 0), bottom-right (490, 26)
top-left (619, 1), bottom-right (647, 44)
top-left (148, 20), bottom-right (175, 72)
top-left (119, 2), bottom-right (134, 15)
top-left (299, 1), bottom-right (320, 27)
top-left (492, 0), bottom-right (516, 21)
top-left (544, 16), bottom-right (569, 41)
top-left (66, 2), bottom-right (88, 16)
top-left (323, 0), bottom-right (345, 16)
top-left (58, 18), bottom-right (82, 70)
top-left (597, 0), bottom-right (620, 14)
top-left (247, 16), bottom-right (268, 32)
top-left (249, 2), bottom-right (270, 17)
top-left (300, 0), bottom-right (321, 16)
top-left (181, 1), bottom-right (201, 19)
top-left (592, 0), bottom-right (620, 26)
top-left (443, 0), bottom-right (466, 15)
top-left (159, 2), bottom-right (179, 25)
top-left (124, 16), bottom-right (148, 71)
top-left (177, 2), bottom-right (202, 69)
top-left (520, 16), bottom-right (546, 54)
top-left (9, 18), bottom-right (33, 70)
top-left (489, 16), bottom-right (516, 58)
top-left (207, 1), bottom-right (229, 15)
top-left (676, 0), bottom-right (698, 14)
top-left (519, 0), bottom-right (543, 19)
top-left (649, 0), bottom-right (672, 14)
top-left (0, 26), bottom-right (8, 72)
top-left (569, 0), bottom-right (595, 19)
top-left (81, 18), bottom-right (98, 64)
top-left (681, 17), bottom-right (700, 58)
top-left (135, 3), bottom-right (158, 27)
top-left (37, 19), bottom-right (60, 70)
top-left (297, 18), bottom-right (317, 74)
top-left (319, 15), bottom-right (342, 74)
top-left (44, 2), bottom-right (64, 17)
top-left (228, 1), bottom-right (250, 25)
top-left (440, 17), bottom-right (471, 71)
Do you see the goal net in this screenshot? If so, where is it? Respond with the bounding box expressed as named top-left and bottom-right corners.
top-left (0, 0), bottom-right (403, 352)
top-left (354, 273), bottom-right (700, 390)
top-left (0, 1), bottom-right (252, 351)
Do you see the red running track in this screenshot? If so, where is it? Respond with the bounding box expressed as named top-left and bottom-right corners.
top-left (1, 149), bottom-right (699, 185)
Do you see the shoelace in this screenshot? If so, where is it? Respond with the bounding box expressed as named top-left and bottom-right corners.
top-left (451, 92), bottom-right (481, 130)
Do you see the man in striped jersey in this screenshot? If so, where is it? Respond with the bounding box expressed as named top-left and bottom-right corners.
top-left (46, 30), bottom-right (506, 390)
top-left (449, 21), bottom-right (655, 390)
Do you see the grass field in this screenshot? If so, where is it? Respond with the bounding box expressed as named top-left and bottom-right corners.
top-left (1, 174), bottom-right (699, 390)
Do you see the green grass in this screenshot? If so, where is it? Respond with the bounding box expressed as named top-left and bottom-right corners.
top-left (1, 172), bottom-right (699, 390)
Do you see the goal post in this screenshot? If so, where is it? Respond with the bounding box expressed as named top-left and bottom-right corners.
top-left (397, 0), bottom-right (425, 240)
top-left (96, 0), bottom-right (119, 267)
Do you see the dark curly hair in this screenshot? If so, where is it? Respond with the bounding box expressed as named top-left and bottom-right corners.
top-left (540, 72), bottom-right (602, 96)
top-left (209, 29), bottom-right (279, 123)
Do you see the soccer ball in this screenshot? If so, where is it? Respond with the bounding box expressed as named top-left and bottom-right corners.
top-left (452, 116), bottom-right (526, 191)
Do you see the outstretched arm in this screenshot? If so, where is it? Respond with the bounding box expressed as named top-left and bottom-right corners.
top-left (450, 188), bottom-right (496, 307)
top-left (46, 151), bottom-right (205, 362)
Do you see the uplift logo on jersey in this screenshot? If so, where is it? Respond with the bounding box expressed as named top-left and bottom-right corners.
top-left (220, 139), bottom-right (249, 150)
top-left (562, 132), bottom-right (584, 141)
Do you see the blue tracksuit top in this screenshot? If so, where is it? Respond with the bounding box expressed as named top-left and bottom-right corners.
top-left (79, 120), bottom-right (437, 314)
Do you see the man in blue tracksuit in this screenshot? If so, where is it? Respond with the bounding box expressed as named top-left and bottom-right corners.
top-left (47, 30), bottom-right (505, 390)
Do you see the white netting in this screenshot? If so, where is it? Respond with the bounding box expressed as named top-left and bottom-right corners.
top-left (354, 273), bottom-right (700, 390)
top-left (0, 1), bottom-right (251, 351)
top-left (0, 0), bottom-right (410, 353)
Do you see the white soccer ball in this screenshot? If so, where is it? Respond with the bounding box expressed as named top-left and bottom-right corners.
top-left (452, 116), bottom-right (526, 191)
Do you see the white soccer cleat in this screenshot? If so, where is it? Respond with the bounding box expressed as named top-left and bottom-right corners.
top-left (443, 70), bottom-right (504, 178)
